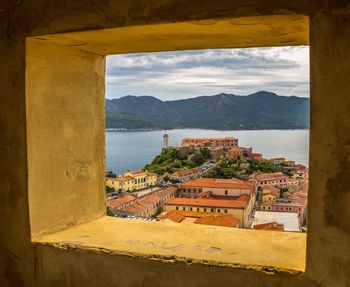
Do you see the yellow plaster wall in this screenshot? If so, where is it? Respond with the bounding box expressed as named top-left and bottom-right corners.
top-left (26, 40), bottom-right (106, 237)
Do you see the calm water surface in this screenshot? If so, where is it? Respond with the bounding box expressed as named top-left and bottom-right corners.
top-left (106, 129), bottom-right (309, 175)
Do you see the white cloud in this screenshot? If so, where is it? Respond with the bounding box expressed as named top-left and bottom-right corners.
top-left (106, 46), bottom-right (309, 100)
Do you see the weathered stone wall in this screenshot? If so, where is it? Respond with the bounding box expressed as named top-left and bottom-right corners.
top-left (0, 1), bottom-right (349, 287)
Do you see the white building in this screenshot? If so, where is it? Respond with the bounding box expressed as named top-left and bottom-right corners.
top-left (252, 211), bottom-right (301, 232)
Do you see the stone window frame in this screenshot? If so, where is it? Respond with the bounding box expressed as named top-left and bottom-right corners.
top-left (26, 14), bottom-right (311, 274)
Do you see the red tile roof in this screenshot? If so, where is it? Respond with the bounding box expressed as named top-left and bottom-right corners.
top-left (194, 214), bottom-right (240, 228)
top-left (181, 178), bottom-right (252, 190)
top-left (182, 137), bottom-right (237, 141)
top-left (165, 194), bottom-right (250, 209)
top-left (175, 211), bottom-right (218, 218)
top-left (156, 186), bottom-right (178, 198)
top-left (106, 176), bottom-right (134, 182)
top-left (228, 147), bottom-right (243, 152)
top-left (121, 202), bottom-right (147, 214)
top-left (253, 221), bottom-right (285, 231)
top-left (162, 211), bottom-right (185, 223)
top-left (255, 172), bottom-right (289, 181)
top-left (139, 195), bottom-right (159, 206)
top-left (127, 170), bottom-right (145, 175)
top-left (106, 194), bottom-right (136, 209)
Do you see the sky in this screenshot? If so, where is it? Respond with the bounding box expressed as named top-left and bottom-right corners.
top-left (106, 46), bottom-right (309, 101)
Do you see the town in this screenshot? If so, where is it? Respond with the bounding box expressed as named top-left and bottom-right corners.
top-left (106, 134), bottom-right (308, 232)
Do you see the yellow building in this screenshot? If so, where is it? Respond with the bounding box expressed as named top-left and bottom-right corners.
top-left (262, 193), bottom-right (277, 202)
top-left (163, 194), bottom-right (253, 228)
top-left (106, 176), bottom-right (135, 192)
top-left (106, 170), bottom-right (157, 192)
top-left (123, 170), bottom-right (157, 190)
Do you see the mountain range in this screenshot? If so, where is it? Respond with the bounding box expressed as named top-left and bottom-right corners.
top-left (105, 91), bottom-right (309, 130)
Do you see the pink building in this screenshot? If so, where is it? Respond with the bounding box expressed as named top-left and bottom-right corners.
top-left (181, 137), bottom-right (238, 149)
top-left (260, 200), bottom-right (307, 225)
top-left (227, 147), bottom-right (244, 161)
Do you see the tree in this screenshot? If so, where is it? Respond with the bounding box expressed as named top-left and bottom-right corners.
top-left (106, 185), bottom-right (115, 193)
top-left (191, 152), bottom-right (205, 166)
top-left (279, 187), bottom-right (288, 198)
top-left (200, 148), bottom-right (211, 159)
top-left (106, 171), bottom-right (116, 177)
top-left (106, 207), bottom-right (114, 217)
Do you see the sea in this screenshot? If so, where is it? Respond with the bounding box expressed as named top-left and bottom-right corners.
top-left (106, 129), bottom-right (309, 175)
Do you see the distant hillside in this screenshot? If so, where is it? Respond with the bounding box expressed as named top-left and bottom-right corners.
top-left (106, 91), bottom-right (309, 130)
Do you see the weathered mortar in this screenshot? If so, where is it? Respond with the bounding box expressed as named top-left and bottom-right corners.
top-left (0, 1), bottom-right (350, 287)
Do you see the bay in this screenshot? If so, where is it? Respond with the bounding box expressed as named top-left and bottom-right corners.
top-left (106, 129), bottom-right (309, 175)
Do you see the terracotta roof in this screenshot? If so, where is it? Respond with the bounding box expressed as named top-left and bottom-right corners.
top-left (269, 157), bottom-right (285, 161)
top-left (251, 152), bottom-right (262, 156)
top-left (255, 172), bottom-right (289, 181)
top-left (270, 201), bottom-right (305, 207)
top-left (125, 170), bottom-right (146, 175)
top-left (194, 214), bottom-right (240, 228)
top-left (162, 211), bottom-right (185, 223)
top-left (156, 186), bottom-right (178, 198)
top-left (120, 202), bottom-right (147, 214)
top-left (165, 194), bottom-right (250, 209)
top-left (175, 211), bottom-right (218, 218)
top-left (139, 195), bottom-right (160, 206)
top-left (182, 137), bottom-right (237, 141)
top-left (253, 221), bottom-right (285, 231)
top-left (146, 172), bottom-right (156, 176)
top-left (228, 147), bottom-right (243, 152)
top-left (106, 194), bottom-right (136, 209)
top-left (262, 188), bottom-right (279, 197)
top-left (106, 176), bottom-right (134, 182)
top-left (181, 177), bottom-right (252, 189)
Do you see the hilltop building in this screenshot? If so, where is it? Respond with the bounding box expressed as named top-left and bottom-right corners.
top-left (251, 152), bottom-right (263, 161)
top-left (181, 137), bottom-right (238, 149)
top-left (227, 146), bottom-right (244, 160)
top-left (268, 157), bottom-right (285, 165)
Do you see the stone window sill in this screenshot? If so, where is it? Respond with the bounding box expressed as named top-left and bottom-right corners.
top-left (32, 216), bottom-right (306, 274)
